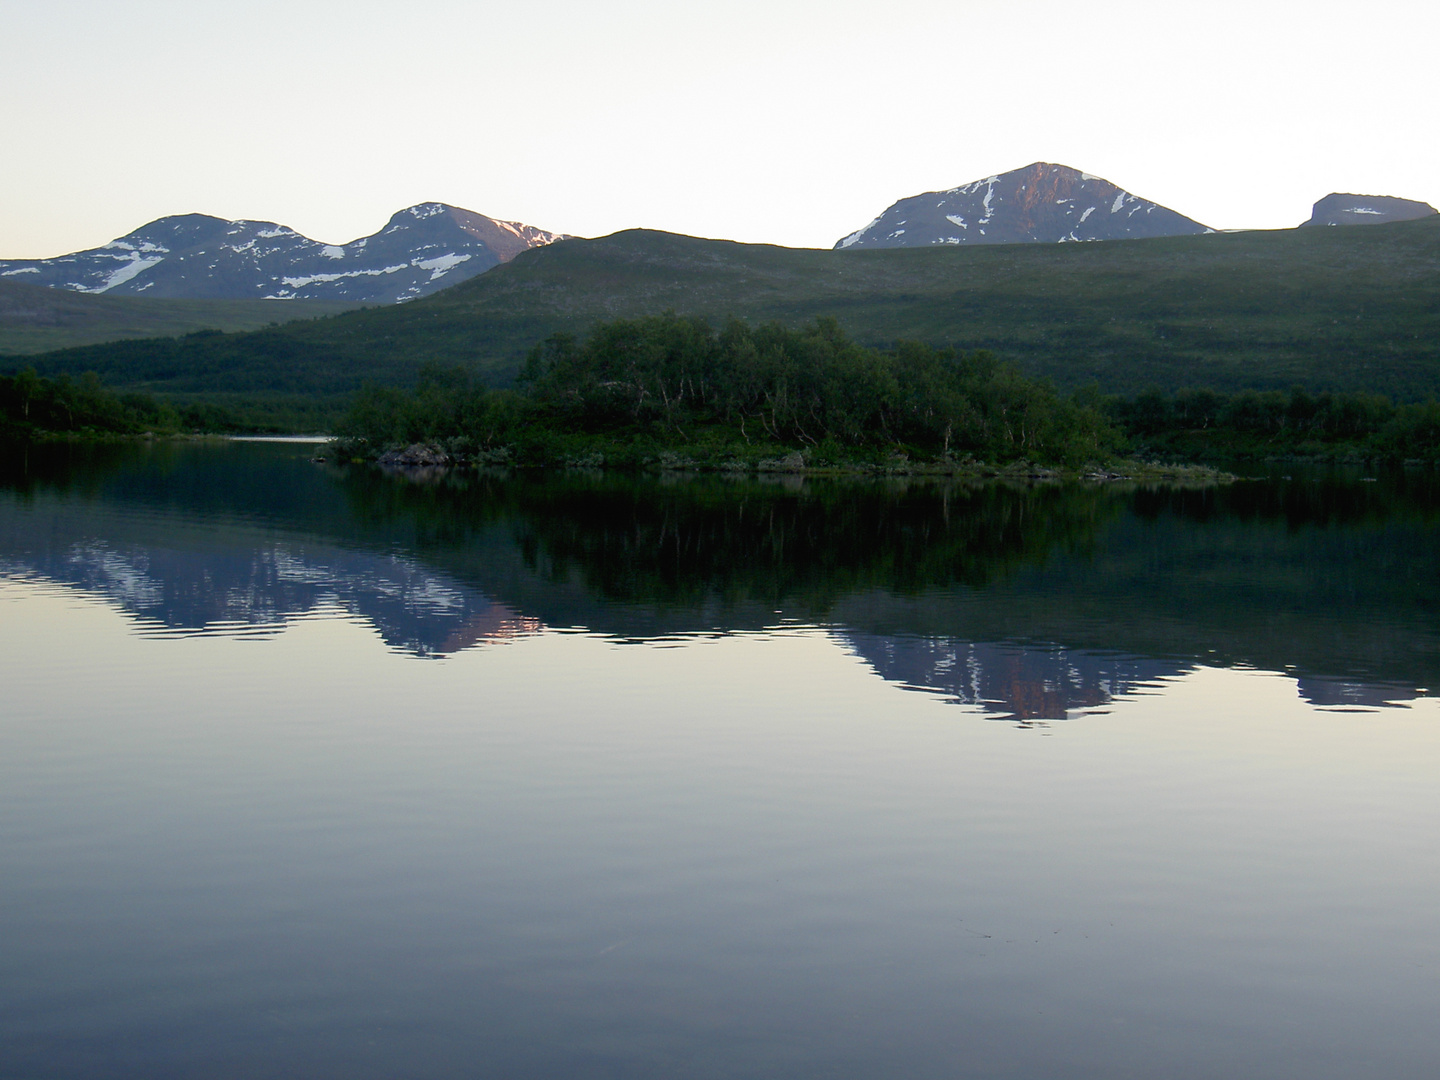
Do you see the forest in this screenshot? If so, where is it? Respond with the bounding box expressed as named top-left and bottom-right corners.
top-left (7, 313), bottom-right (1440, 468)
top-left (0, 367), bottom-right (246, 439)
top-left (332, 315), bottom-right (1117, 468)
top-left (330, 315), bottom-right (1440, 469)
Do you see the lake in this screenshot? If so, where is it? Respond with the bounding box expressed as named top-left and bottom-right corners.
top-left (2, 439), bottom-right (1439, 1079)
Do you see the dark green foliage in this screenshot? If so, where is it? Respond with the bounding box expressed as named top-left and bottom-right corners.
top-left (1107, 387), bottom-right (1440, 460)
top-left (1, 367), bottom-right (172, 437)
top-left (338, 315), bottom-right (1117, 466)
top-left (0, 367), bottom-right (253, 438)
top-left (9, 217), bottom-right (1439, 402)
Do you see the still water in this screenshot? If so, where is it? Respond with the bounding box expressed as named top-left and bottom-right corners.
top-left (2, 440), bottom-right (1439, 1079)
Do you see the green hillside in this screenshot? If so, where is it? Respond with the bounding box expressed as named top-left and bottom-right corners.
top-left (7, 216), bottom-right (1440, 401)
top-left (0, 278), bottom-right (358, 354)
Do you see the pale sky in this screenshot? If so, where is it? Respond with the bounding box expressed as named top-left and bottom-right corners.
top-left (2, 0), bottom-right (1436, 259)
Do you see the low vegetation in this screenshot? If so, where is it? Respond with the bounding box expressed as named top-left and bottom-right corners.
top-left (0, 279), bottom-right (357, 356)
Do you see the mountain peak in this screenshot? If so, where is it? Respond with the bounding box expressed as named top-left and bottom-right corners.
top-left (1301, 193), bottom-right (1438, 227)
top-left (0, 206), bottom-right (569, 303)
top-left (836, 163), bottom-right (1210, 250)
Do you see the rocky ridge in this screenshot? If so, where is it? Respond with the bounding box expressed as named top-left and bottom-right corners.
top-left (0, 204), bottom-right (568, 304)
top-left (1301, 193), bottom-right (1438, 227)
top-left (835, 162), bottom-right (1212, 249)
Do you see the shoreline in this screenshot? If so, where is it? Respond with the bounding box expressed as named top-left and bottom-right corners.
top-left (315, 440), bottom-right (1239, 485)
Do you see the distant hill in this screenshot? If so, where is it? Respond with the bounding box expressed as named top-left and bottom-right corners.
top-left (8, 215), bottom-right (1440, 403)
top-left (0, 277), bottom-right (356, 355)
top-left (835, 163), bottom-right (1211, 249)
top-left (0, 204), bottom-right (568, 304)
top-left (1302, 193), bottom-right (1438, 227)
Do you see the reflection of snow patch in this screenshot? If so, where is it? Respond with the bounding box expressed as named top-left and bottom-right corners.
top-left (64, 542), bottom-right (164, 608)
top-left (404, 579), bottom-right (467, 615)
top-left (1, 267), bottom-right (39, 275)
top-left (321, 245), bottom-right (345, 259)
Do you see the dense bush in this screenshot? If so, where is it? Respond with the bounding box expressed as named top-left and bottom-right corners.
top-left (0, 368), bottom-right (254, 438)
top-left (1106, 387), bottom-right (1440, 459)
top-left (336, 315), bottom-right (1118, 467)
top-left (2, 368), bottom-right (166, 436)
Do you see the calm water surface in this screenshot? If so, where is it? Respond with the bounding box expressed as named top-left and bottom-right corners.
top-left (2, 441), bottom-right (1439, 1079)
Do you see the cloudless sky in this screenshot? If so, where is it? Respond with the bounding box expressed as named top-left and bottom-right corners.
top-left (2, 0), bottom-right (1436, 258)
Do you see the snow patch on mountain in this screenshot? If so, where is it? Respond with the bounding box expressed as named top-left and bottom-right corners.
top-left (1302, 193), bottom-right (1438, 227)
top-left (90, 256), bottom-right (165, 293)
top-left (415, 253), bottom-right (473, 280)
top-left (0, 205), bottom-right (571, 303)
top-left (835, 163), bottom-right (1210, 250)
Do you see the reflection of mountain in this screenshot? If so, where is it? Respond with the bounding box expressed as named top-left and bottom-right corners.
top-left (0, 504), bottom-right (539, 657)
top-left (838, 634), bottom-right (1426, 717)
top-left (839, 634), bottom-right (1186, 723)
top-left (3, 441), bottom-right (1439, 715)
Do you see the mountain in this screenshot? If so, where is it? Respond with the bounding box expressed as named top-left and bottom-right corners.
top-left (1301, 193), bottom-right (1438, 227)
top-left (835, 162), bottom-right (1211, 249)
top-left (0, 204), bottom-right (568, 304)
top-left (12, 214), bottom-right (1440, 403)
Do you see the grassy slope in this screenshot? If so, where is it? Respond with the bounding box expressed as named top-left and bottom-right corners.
top-left (9, 216), bottom-right (1440, 400)
top-left (0, 278), bottom-right (359, 354)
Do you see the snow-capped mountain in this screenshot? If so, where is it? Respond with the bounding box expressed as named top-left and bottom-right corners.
top-left (0, 204), bottom-right (568, 303)
top-left (1301, 193), bottom-right (1438, 227)
top-left (835, 162), bottom-right (1211, 250)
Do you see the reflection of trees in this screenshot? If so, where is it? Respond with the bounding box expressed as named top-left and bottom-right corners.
top-left (1130, 468), bottom-right (1440, 530)
top-left (334, 470), bottom-right (1118, 619)
top-left (7, 445), bottom-right (1440, 702)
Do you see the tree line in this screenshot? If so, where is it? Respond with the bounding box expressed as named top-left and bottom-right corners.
top-left (1107, 387), bottom-right (1440, 460)
top-left (0, 368), bottom-right (248, 438)
top-left (335, 314), bottom-right (1118, 467)
top-left (10, 312), bottom-right (1440, 465)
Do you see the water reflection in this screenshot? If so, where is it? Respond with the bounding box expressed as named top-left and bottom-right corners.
top-left (2, 440), bottom-right (1438, 717)
top-left (2, 529), bottom-right (539, 653)
top-left (840, 634), bottom-right (1184, 724)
